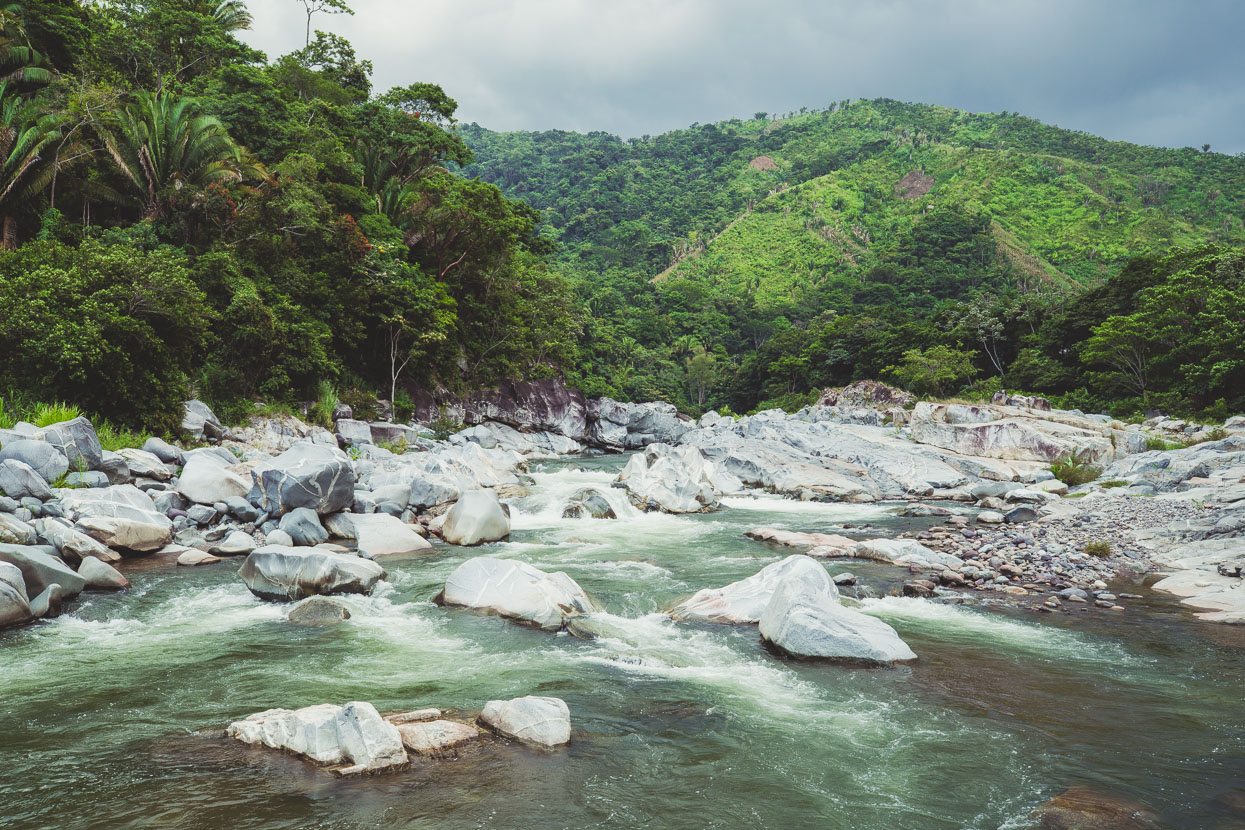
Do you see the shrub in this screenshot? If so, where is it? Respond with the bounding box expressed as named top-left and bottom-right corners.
top-left (376, 438), bottom-right (407, 455)
top-left (393, 388), bottom-right (415, 422)
top-left (1145, 436), bottom-right (1185, 451)
top-left (95, 421), bottom-right (151, 453)
top-left (1049, 455), bottom-right (1101, 486)
top-left (429, 405), bottom-right (463, 441)
top-left (1100, 480), bottom-right (1129, 489)
top-left (308, 380), bottom-right (339, 427)
top-left (339, 388), bottom-right (380, 422)
top-left (1084, 540), bottom-right (1113, 557)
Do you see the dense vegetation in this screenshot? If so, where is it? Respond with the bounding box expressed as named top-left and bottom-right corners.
top-left (0, 0), bottom-right (578, 430)
top-left (3, 1), bottom-right (1243, 430)
top-left (463, 101), bottom-right (1245, 417)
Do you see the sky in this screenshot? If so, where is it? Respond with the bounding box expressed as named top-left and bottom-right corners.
top-left (242, 0), bottom-right (1245, 153)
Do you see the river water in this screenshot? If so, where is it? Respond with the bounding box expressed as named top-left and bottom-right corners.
top-left (2, 454), bottom-right (1244, 829)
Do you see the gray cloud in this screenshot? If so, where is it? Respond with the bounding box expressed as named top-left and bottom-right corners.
top-left (242, 0), bottom-right (1245, 152)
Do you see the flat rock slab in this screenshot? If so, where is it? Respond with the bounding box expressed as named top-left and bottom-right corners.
top-left (745, 527), bottom-right (856, 552)
top-left (395, 720), bottom-right (480, 755)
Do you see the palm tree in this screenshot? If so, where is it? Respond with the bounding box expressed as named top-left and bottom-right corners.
top-left (204, 0), bottom-right (253, 31)
top-left (0, 83), bottom-right (78, 247)
top-left (95, 91), bottom-right (247, 218)
top-left (0, 3), bottom-right (50, 85)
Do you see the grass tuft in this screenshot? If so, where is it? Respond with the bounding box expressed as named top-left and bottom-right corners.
top-left (1084, 540), bottom-right (1113, 557)
top-left (32, 401), bottom-right (81, 428)
top-left (1049, 454), bottom-right (1101, 486)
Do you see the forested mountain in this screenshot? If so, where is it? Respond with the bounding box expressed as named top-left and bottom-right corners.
top-left (462, 102), bottom-right (1245, 417)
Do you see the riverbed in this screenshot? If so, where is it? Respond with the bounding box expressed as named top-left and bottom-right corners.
top-left (2, 454), bottom-right (1243, 829)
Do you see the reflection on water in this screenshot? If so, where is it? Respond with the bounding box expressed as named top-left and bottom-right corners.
top-left (2, 454), bottom-right (1243, 829)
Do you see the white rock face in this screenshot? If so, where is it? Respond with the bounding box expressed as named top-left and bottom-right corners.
top-left (908, 401), bottom-right (1120, 464)
top-left (238, 546), bottom-right (386, 602)
top-left (327, 512), bottom-right (432, 559)
top-left (670, 555), bottom-right (833, 624)
top-left (758, 576), bottom-right (916, 664)
top-left (617, 443), bottom-right (740, 513)
top-left (441, 490), bottom-right (511, 546)
top-left (395, 720), bottom-right (480, 754)
top-left (850, 539), bottom-right (963, 569)
top-left (440, 557), bottom-right (595, 630)
top-left (479, 696), bottom-right (571, 748)
top-left (177, 453), bottom-right (250, 505)
top-left (227, 701), bottom-right (407, 774)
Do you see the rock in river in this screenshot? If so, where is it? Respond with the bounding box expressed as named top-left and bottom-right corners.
top-left (395, 720), bottom-right (480, 755)
top-left (0, 561), bottom-right (33, 629)
top-left (227, 701), bottom-right (407, 774)
top-left (78, 556), bottom-right (129, 591)
top-left (438, 557), bottom-right (594, 630)
top-left (670, 554), bottom-right (834, 624)
top-left (759, 574), bottom-right (916, 664)
top-left (479, 696), bottom-right (571, 748)
top-left (238, 546), bottom-right (385, 602)
top-left (0, 544), bottom-right (85, 599)
top-left (561, 488), bottom-right (617, 519)
top-left (440, 489), bottom-right (510, 546)
top-left (288, 596), bottom-right (352, 626)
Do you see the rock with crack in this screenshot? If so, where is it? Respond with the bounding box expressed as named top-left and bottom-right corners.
top-left (479, 696), bottom-right (571, 748)
top-left (323, 512), bottom-right (432, 559)
top-left (37, 416), bottom-right (103, 472)
top-left (744, 527), bottom-right (856, 553)
top-left (238, 546), bottom-right (385, 602)
top-left (670, 554), bottom-right (834, 624)
top-left (250, 442), bottom-right (355, 516)
top-left (617, 443), bottom-right (739, 513)
top-left (0, 439), bottom-right (68, 484)
top-left (438, 556), bottom-right (595, 630)
top-left (0, 459), bottom-right (52, 501)
top-left (759, 574), bottom-right (916, 664)
top-left (57, 485), bottom-right (172, 553)
top-left (850, 539), bottom-right (963, 569)
top-left (394, 719), bottom-right (480, 755)
top-left (227, 701), bottom-right (407, 774)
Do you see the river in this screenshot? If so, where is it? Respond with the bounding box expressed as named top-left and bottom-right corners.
top-left (2, 454), bottom-right (1243, 829)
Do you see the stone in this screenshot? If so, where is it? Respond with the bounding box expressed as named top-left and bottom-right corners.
top-left (0, 459), bottom-right (52, 500)
top-left (395, 720), bottom-right (479, 755)
top-left (177, 453), bottom-right (249, 505)
top-left (850, 538), bottom-right (963, 569)
top-left (441, 490), bottom-right (511, 546)
top-left (78, 556), bottom-right (129, 591)
top-left (977, 510), bottom-right (1004, 524)
top-left (96, 452), bottom-right (132, 485)
top-left (288, 596), bottom-right (352, 626)
top-left (0, 561), bottom-right (33, 629)
top-left (37, 416), bottom-right (103, 471)
top-left (670, 554), bottom-right (833, 624)
top-left (209, 530), bottom-right (256, 557)
top-left (1030, 786), bottom-right (1161, 830)
top-left (251, 443), bottom-right (355, 516)
top-left (227, 701), bottom-right (407, 774)
top-left (223, 496), bottom-right (259, 523)
top-left (479, 696), bottom-right (571, 748)
top-left (64, 471), bottom-right (109, 488)
top-left (561, 488), bottom-right (617, 519)
top-left (0, 544), bottom-right (85, 599)
top-left (116, 448), bottom-right (172, 481)
top-left (0, 439), bottom-right (68, 484)
top-left (334, 419), bottom-right (373, 446)
top-left (264, 529), bottom-right (294, 547)
top-left (438, 557), bottom-right (595, 630)
top-left (28, 583), bottom-right (63, 619)
top-left (325, 512), bottom-right (432, 559)
top-left (744, 527), bottom-right (856, 553)
top-left (183, 399), bottom-right (227, 442)
top-left (0, 512), bottom-right (36, 545)
top-left (616, 443), bottom-right (738, 513)
top-left (142, 437), bottom-right (184, 465)
top-left (279, 507), bottom-right (329, 546)
top-left (177, 549), bottom-right (222, 566)
top-left (239, 545), bottom-right (385, 602)
top-left (832, 572), bottom-right (857, 586)
top-left (186, 504), bottom-right (217, 525)
top-left (759, 574), bottom-right (916, 664)
top-left (1004, 506), bottom-right (1039, 523)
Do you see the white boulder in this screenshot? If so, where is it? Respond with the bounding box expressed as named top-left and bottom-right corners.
top-left (439, 557), bottom-right (594, 630)
top-left (441, 490), bottom-right (510, 546)
top-left (479, 696), bottom-right (571, 748)
top-left (759, 575), bottom-right (916, 664)
top-left (227, 701), bottom-right (407, 774)
top-left (670, 555), bottom-right (833, 624)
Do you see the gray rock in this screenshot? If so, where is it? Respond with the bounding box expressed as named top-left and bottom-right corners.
top-left (279, 507), bottom-right (329, 546)
top-left (0, 512), bottom-right (37, 545)
top-left (116, 448), bottom-right (171, 481)
top-left (142, 437), bottom-right (184, 465)
top-left (38, 416), bottom-right (103, 471)
top-left (288, 596), bottom-right (352, 626)
top-left (152, 491), bottom-right (188, 514)
top-left (0, 439), bottom-right (68, 483)
top-left (0, 496), bottom-right (18, 512)
top-left (479, 696), bottom-right (571, 748)
top-left (0, 459), bottom-right (53, 500)
top-left (224, 496), bottom-right (259, 523)
top-left (0, 544), bottom-right (85, 598)
top-left (182, 399), bottom-right (227, 441)
top-left (177, 549), bottom-right (221, 566)
top-left (238, 545), bottom-right (385, 602)
top-left (64, 471), bottom-right (109, 488)
top-left (335, 419), bottom-right (373, 446)
top-left (670, 554), bottom-right (833, 624)
top-left (1004, 506), bottom-right (1039, 523)
top-left (177, 453), bottom-right (249, 505)
top-left (264, 529), bottom-right (294, 547)
top-left (758, 574), bottom-right (916, 664)
top-left (0, 561), bottom-right (33, 629)
top-left (186, 504), bottom-right (217, 525)
top-left (251, 443), bottom-right (355, 516)
top-left (96, 451), bottom-right (133, 485)
top-left (28, 583), bottom-right (63, 619)
top-left (395, 719), bottom-right (479, 755)
top-left (78, 556), bottom-right (130, 591)
top-left (561, 488), bottom-right (617, 520)
top-left (209, 530), bottom-right (256, 557)
top-left (441, 490), bottom-right (511, 546)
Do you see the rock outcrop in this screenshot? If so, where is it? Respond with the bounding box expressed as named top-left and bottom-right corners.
top-left (227, 701), bottom-right (407, 774)
top-left (617, 443), bottom-right (740, 513)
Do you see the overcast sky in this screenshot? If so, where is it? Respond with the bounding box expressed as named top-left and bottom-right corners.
top-left (242, 0), bottom-right (1245, 153)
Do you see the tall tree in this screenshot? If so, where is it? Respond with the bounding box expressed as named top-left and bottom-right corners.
top-left (293, 0), bottom-right (352, 46)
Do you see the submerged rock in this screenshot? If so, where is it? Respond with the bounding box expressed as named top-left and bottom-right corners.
top-left (177, 549), bottom-right (222, 567)
top-left (670, 554), bottom-right (833, 624)
top-left (395, 719), bottom-right (480, 755)
top-left (438, 557), bottom-right (594, 630)
top-left (479, 696), bottom-right (571, 748)
top-left (440, 490), bottom-right (510, 546)
top-left (561, 488), bottom-right (617, 519)
top-left (758, 574), bottom-right (916, 664)
top-left (287, 596), bottom-right (352, 626)
top-left (238, 546), bottom-right (385, 602)
top-left (1030, 786), bottom-right (1161, 830)
top-left (227, 701), bottom-right (407, 774)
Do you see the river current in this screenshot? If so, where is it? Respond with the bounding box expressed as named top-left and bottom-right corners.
top-left (2, 454), bottom-right (1243, 829)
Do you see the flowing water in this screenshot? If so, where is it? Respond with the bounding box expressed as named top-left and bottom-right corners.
top-left (3, 454), bottom-right (1244, 829)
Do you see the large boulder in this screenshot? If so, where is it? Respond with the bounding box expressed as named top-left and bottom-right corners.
top-left (0, 513), bottom-right (36, 545)
top-left (37, 417), bottom-right (103, 471)
top-left (238, 546), bottom-right (385, 602)
top-left (182, 399), bottom-right (228, 442)
top-left (278, 507), bottom-right (329, 546)
top-left (478, 696), bottom-right (571, 748)
top-left (0, 561), bottom-right (33, 629)
top-left (438, 557), bottom-right (595, 630)
top-left (441, 490), bottom-right (510, 546)
top-left (395, 719), bottom-right (479, 755)
top-left (908, 401), bottom-right (1119, 464)
top-left (670, 555), bottom-right (833, 624)
top-left (0, 543), bottom-right (86, 599)
top-left (34, 518), bottom-right (120, 564)
top-left (177, 453), bottom-right (249, 505)
top-left (227, 701), bottom-right (407, 774)
top-left (0, 439), bottom-right (68, 484)
top-left (324, 512), bottom-right (432, 559)
top-left (0, 459), bottom-right (52, 500)
top-left (58, 485), bottom-right (172, 553)
top-left (142, 437), bottom-right (184, 465)
top-left (586, 398), bottom-right (692, 449)
top-left (78, 556), bottom-right (130, 591)
top-left (251, 443), bottom-right (355, 516)
top-left (758, 575), bottom-right (916, 664)
top-left (617, 443), bottom-right (739, 514)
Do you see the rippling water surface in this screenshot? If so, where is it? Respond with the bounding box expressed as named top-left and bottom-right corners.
top-left (2, 454), bottom-right (1243, 829)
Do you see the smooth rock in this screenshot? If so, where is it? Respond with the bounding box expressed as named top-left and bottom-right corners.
top-left (758, 574), bottom-right (916, 664)
top-left (439, 557), bottom-right (594, 630)
top-left (441, 490), bottom-right (510, 546)
top-left (479, 696), bottom-right (571, 748)
top-left (142, 437), bottom-right (184, 465)
top-left (670, 554), bottom-right (833, 624)
top-left (561, 488), bottom-right (617, 519)
top-left (0, 439), bottom-right (68, 483)
top-left (177, 453), bottom-right (249, 505)
top-left (209, 530), bottom-right (256, 557)
top-left (0, 561), bottom-right (33, 628)
top-left (38, 417), bottom-right (103, 471)
top-left (1004, 506), bottom-right (1039, 523)
top-left (177, 549), bottom-right (222, 566)
top-left (239, 546), bottom-right (385, 602)
top-left (279, 507), bottom-right (329, 546)
top-left (0, 459), bottom-right (53, 500)
top-left (327, 512), bottom-right (432, 559)
top-left (0, 544), bottom-right (85, 598)
top-left (77, 556), bottom-right (129, 591)
top-left (28, 583), bottom-right (63, 619)
top-left (395, 720), bottom-right (480, 755)
top-left (251, 443), bottom-right (355, 516)
top-left (288, 596), bottom-right (352, 626)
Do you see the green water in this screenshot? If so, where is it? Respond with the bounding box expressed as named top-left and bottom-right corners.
top-left (2, 455), bottom-right (1243, 829)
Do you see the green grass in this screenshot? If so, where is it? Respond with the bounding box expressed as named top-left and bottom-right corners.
top-left (1145, 435), bottom-right (1188, 451)
top-left (1049, 454), bottom-right (1101, 486)
top-left (376, 438), bottom-right (408, 455)
top-left (31, 401), bottom-right (81, 428)
top-left (95, 421), bottom-right (152, 453)
top-left (308, 381), bottom-right (339, 428)
top-left (1100, 480), bottom-right (1130, 489)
